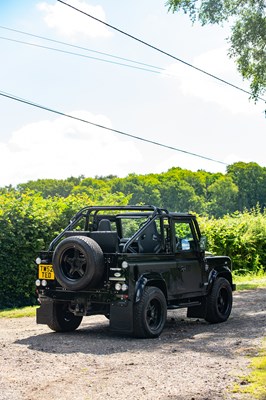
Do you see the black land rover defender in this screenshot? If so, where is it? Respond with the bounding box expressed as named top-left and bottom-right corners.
top-left (36, 205), bottom-right (235, 338)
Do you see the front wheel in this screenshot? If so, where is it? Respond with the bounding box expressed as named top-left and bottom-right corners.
top-left (47, 302), bottom-right (83, 332)
top-left (133, 287), bottom-right (167, 338)
top-left (205, 277), bottom-right (233, 323)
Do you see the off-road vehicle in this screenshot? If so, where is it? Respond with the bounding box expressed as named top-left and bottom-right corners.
top-left (36, 205), bottom-right (235, 338)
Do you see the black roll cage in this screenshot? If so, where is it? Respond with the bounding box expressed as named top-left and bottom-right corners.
top-left (48, 205), bottom-right (197, 253)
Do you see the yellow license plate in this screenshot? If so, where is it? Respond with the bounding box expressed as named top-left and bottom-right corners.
top-left (38, 264), bottom-right (55, 280)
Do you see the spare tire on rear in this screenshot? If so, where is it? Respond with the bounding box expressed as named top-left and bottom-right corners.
top-left (52, 236), bottom-right (104, 291)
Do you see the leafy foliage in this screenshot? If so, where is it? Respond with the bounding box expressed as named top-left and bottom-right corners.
top-left (0, 190), bottom-right (130, 309)
top-left (166, 0), bottom-right (266, 100)
top-left (6, 162), bottom-right (265, 218)
top-left (199, 208), bottom-right (266, 273)
top-left (17, 176), bottom-right (85, 198)
top-left (0, 191), bottom-right (59, 308)
top-left (227, 162), bottom-right (266, 211)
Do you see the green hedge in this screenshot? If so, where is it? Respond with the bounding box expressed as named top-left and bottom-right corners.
top-left (0, 191), bottom-right (128, 309)
top-left (199, 208), bottom-right (266, 274)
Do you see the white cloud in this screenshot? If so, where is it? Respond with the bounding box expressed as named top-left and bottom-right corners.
top-left (223, 153), bottom-right (260, 166)
top-left (0, 111), bottom-right (142, 186)
top-left (162, 47), bottom-right (259, 115)
top-left (155, 152), bottom-right (227, 174)
top-left (37, 0), bottom-right (112, 40)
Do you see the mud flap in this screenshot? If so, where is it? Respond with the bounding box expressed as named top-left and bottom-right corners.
top-left (36, 301), bottom-right (54, 325)
top-left (187, 299), bottom-right (207, 319)
top-left (109, 301), bottom-right (133, 334)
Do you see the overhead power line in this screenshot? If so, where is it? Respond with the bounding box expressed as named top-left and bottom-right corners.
top-left (57, 0), bottom-right (266, 103)
top-left (1, 25), bottom-right (265, 110)
top-left (0, 90), bottom-right (227, 166)
top-left (2, 32), bottom-right (231, 83)
top-left (0, 25), bottom-right (163, 72)
top-left (0, 35), bottom-right (163, 75)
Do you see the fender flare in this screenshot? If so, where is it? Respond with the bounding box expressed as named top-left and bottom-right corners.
top-left (207, 267), bottom-right (234, 294)
top-left (134, 273), bottom-right (167, 303)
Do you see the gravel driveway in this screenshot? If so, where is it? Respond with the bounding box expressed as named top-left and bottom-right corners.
top-left (0, 288), bottom-right (265, 400)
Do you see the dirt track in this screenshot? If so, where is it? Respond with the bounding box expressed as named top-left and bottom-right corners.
top-left (0, 288), bottom-right (265, 400)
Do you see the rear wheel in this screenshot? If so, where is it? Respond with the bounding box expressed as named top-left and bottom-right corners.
top-left (47, 302), bottom-right (83, 332)
top-left (133, 287), bottom-right (167, 338)
top-left (205, 277), bottom-right (232, 323)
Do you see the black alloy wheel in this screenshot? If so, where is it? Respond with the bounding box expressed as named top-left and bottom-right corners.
top-left (133, 286), bottom-right (167, 338)
top-left (205, 277), bottom-right (233, 323)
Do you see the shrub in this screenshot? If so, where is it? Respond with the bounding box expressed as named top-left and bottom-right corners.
top-left (0, 191), bottom-right (130, 309)
top-left (199, 208), bottom-right (266, 274)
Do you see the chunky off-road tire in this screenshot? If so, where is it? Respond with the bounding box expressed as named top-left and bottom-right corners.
top-left (47, 302), bottom-right (83, 332)
top-left (205, 277), bottom-right (233, 323)
top-left (133, 286), bottom-right (167, 338)
top-left (52, 236), bottom-right (104, 291)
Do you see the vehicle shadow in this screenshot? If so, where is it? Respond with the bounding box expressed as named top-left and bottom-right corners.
top-left (15, 289), bottom-right (266, 358)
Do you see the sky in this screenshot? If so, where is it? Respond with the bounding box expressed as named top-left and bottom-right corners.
top-left (0, 0), bottom-right (265, 187)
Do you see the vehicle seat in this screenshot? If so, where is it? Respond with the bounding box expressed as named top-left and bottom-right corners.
top-left (138, 221), bottom-right (161, 253)
top-left (98, 219), bottom-right (112, 231)
top-left (92, 218), bottom-right (119, 252)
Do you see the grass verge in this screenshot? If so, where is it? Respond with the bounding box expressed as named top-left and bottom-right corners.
top-left (233, 273), bottom-right (266, 291)
top-left (0, 306), bottom-right (37, 318)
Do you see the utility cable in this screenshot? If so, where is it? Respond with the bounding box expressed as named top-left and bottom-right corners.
top-left (0, 90), bottom-right (227, 166)
top-left (0, 35), bottom-right (163, 75)
top-left (2, 33), bottom-right (225, 82)
top-left (0, 25), bottom-right (163, 72)
top-left (1, 34), bottom-right (214, 81)
top-left (2, 25), bottom-right (265, 107)
top-left (57, 0), bottom-right (266, 103)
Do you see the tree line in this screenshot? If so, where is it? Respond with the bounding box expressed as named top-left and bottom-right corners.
top-left (0, 161), bottom-right (265, 309)
top-left (3, 161), bottom-right (266, 218)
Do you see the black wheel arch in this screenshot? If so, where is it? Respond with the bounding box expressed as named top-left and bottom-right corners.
top-left (208, 269), bottom-right (234, 293)
top-left (135, 273), bottom-right (167, 303)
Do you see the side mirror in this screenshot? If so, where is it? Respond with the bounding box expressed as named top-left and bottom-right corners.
top-left (199, 236), bottom-right (206, 251)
